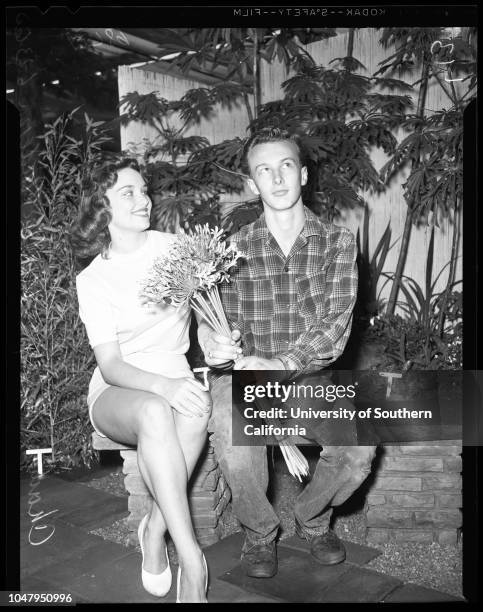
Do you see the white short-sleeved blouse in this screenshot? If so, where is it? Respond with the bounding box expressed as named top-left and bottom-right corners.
top-left (76, 230), bottom-right (192, 434)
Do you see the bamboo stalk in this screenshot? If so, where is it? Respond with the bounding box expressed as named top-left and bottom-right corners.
top-left (252, 28), bottom-right (260, 120)
top-left (437, 201), bottom-right (461, 335)
top-left (386, 54), bottom-right (431, 316)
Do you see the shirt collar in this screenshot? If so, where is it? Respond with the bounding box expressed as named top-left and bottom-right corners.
top-left (301, 207), bottom-right (323, 238)
top-left (251, 205), bottom-right (322, 244)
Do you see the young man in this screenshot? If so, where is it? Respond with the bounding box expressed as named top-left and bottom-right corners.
top-left (198, 128), bottom-right (376, 578)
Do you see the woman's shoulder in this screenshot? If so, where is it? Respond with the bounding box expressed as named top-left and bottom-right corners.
top-left (76, 253), bottom-right (107, 287)
top-left (147, 229), bottom-right (178, 253)
top-left (148, 229), bottom-right (177, 243)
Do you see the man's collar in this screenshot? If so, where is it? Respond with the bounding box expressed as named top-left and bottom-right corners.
top-left (251, 211), bottom-right (269, 241)
top-left (251, 205), bottom-right (321, 242)
top-left (301, 207), bottom-right (323, 238)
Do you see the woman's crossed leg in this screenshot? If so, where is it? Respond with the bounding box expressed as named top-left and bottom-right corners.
top-left (91, 386), bottom-right (210, 602)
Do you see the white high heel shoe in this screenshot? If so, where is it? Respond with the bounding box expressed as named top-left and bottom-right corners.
top-left (176, 553), bottom-right (208, 603)
top-left (137, 513), bottom-right (172, 597)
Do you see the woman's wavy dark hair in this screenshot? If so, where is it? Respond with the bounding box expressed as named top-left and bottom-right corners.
top-left (70, 156), bottom-right (141, 263)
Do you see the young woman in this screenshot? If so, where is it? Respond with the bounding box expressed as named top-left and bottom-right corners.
top-left (71, 157), bottom-right (209, 603)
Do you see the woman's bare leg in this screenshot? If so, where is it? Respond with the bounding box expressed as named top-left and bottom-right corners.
top-left (91, 387), bottom-right (208, 601)
top-left (137, 410), bottom-right (211, 576)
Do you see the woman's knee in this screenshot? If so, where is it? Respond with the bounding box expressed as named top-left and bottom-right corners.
top-left (137, 395), bottom-right (173, 437)
top-left (176, 410), bottom-right (210, 439)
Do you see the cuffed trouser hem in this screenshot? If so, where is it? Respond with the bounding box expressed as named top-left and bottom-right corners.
top-left (242, 531), bottom-right (278, 550)
top-left (294, 520), bottom-right (331, 541)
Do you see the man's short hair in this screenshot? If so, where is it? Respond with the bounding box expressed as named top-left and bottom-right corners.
top-left (241, 127), bottom-right (305, 176)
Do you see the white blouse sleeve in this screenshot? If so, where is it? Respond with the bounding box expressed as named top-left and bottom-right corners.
top-left (76, 273), bottom-right (118, 348)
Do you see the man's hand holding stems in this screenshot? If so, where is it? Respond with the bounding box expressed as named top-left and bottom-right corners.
top-left (197, 322), bottom-right (285, 371)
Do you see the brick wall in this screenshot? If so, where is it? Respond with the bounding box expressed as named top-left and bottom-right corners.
top-left (365, 441), bottom-right (462, 545)
top-left (188, 443), bottom-right (232, 547)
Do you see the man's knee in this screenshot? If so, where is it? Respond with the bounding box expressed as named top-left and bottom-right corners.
top-left (210, 434), bottom-right (266, 477)
top-left (320, 445), bottom-right (376, 476)
top-left (207, 402), bottom-right (232, 450)
top-left (209, 376), bottom-right (232, 425)
top-left (209, 374), bottom-right (249, 446)
top-left (344, 446), bottom-right (376, 480)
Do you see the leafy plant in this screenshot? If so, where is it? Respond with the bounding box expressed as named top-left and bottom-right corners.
top-left (355, 203), bottom-right (392, 319)
top-left (119, 86), bottom-right (250, 231)
top-left (21, 108), bottom-right (111, 471)
top-left (121, 29), bottom-right (418, 231)
top-left (378, 227), bottom-right (462, 369)
top-left (371, 310), bottom-right (461, 371)
top-left (222, 198), bottom-right (263, 235)
top-left (245, 57), bottom-right (412, 221)
top-left (122, 29), bottom-right (438, 235)
top-left (185, 32), bottom-right (416, 226)
top-left (376, 27), bottom-right (476, 315)
top-left (146, 28), bottom-right (338, 122)
top-left (118, 30), bottom-right (339, 232)
top-left (146, 28), bottom-right (471, 335)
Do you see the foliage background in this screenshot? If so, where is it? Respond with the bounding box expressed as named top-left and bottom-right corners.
top-left (20, 110), bottom-right (112, 471)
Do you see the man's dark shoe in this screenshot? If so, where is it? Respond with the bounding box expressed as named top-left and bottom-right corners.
top-left (310, 530), bottom-right (346, 565)
top-left (241, 541), bottom-right (278, 578)
top-left (295, 524), bottom-right (346, 565)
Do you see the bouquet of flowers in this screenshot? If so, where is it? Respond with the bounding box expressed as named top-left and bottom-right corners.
top-left (140, 224), bottom-right (240, 335)
top-left (141, 224), bottom-right (308, 481)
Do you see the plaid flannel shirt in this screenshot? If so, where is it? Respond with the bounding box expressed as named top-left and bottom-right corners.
top-left (220, 206), bottom-right (358, 374)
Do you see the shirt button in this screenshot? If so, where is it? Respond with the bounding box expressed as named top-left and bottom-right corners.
top-left (284, 266), bottom-right (289, 272)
